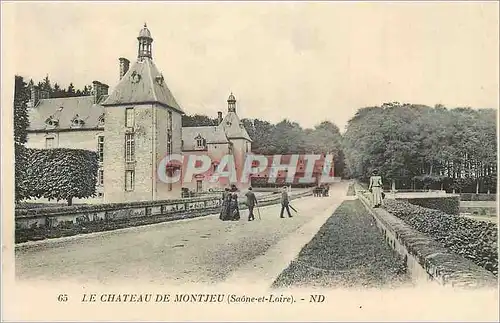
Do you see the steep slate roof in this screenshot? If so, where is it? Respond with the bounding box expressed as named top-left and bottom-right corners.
top-left (182, 126), bottom-right (229, 150)
top-left (102, 58), bottom-right (184, 114)
top-left (27, 96), bottom-right (106, 131)
top-left (220, 111), bottom-right (252, 141)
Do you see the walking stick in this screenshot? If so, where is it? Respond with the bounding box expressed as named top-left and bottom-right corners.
top-left (257, 205), bottom-right (261, 220)
top-left (289, 204), bottom-right (298, 213)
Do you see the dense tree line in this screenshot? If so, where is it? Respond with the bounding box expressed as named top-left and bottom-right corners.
top-left (343, 102), bottom-right (497, 193)
top-left (31, 75), bottom-right (94, 98)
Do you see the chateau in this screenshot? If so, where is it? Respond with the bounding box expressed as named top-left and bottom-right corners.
top-left (26, 24), bottom-right (252, 204)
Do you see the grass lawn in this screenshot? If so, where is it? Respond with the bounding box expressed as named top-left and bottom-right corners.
top-left (272, 200), bottom-right (411, 289)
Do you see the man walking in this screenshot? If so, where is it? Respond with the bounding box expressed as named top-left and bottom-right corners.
top-left (245, 187), bottom-right (258, 221)
top-left (280, 186), bottom-right (292, 218)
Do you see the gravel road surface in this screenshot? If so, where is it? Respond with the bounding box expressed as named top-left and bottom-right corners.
top-left (16, 183), bottom-right (347, 286)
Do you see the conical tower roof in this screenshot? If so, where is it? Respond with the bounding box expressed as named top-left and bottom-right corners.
top-left (102, 59), bottom-right (183, 113)
top-left (102, 24), bottom-right (183, 113)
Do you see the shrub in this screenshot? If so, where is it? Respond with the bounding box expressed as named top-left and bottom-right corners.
top-left (460, 193), bottom-right (497, 202)
top-left (401, 196), bottom-right (460, 215)
top-left (23, 148), bottom-right (98, 205)
top-left (384, 199), bottom-right (498, 275)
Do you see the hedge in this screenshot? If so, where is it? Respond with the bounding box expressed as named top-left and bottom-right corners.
top-left (460, 193), bottom-right (497, 202)
top-left (22, 148), bottom-right (98, 205)
top-left (400, 196), bottom-right (460, 215)
top-left (384, 199), bottom-right (498, 276)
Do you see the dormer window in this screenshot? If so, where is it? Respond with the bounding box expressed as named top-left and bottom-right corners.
top-left (71, 114), bottom-right (85, 128)
top-left (98, 113), bottom-right (105, 126)
top-left (45, 116), bottom-right (59, 128)
top-left (195, 134), bottom-right (206, 149)
top-left (130, 71), bottom-right (141, 84)
top-left (155, 74), bottom-right (164, 86)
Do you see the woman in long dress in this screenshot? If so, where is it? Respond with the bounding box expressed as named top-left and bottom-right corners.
top-left (219, 188), bottom-right (230, 220)
top-left (220, 188), bottom-right (233, 221)
top-left (369, 169), bottom-right (383, 208)
top-left (230, 193), bottom-right (240, 221)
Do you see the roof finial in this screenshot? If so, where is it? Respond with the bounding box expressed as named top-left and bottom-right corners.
top-left (138, 23), bottom-right (153, 59)
top-left (227, 92), bottom-right (236, 112)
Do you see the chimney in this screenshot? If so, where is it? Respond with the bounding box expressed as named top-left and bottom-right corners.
top-left (30, 84), bottom-right (39, 108)
top-left (119, 57), bottom-right (130, 80)
top-left (217, 111), bottom-right (223, 124)
top-left (93, 80), bottom-right (110, 104)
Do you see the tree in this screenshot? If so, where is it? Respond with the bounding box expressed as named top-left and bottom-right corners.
top-left (271, 119), bottom-right (307, 154)
top-left (14, 76), bottom-right (30, 145)
top-left (182, 114), bottom-right (218, 127)
top-left (24, 148), bottom-right (99, 205)
top-left (14, 76), bottom-right (30, 202)
top-left (343, 103), bottom-right (497, 193)
top-left (41, 74), bottom-right (52, 93)
top-left (67, 83), bottom-right (76, 96)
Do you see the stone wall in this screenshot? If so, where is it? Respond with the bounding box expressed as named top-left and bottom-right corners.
top-left (15, 190), bottom-right (313, 243)
top-left (356, 186), bottom-right (497, 288)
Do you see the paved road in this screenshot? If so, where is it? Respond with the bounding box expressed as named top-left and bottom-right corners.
top-left (16, 183), bottom-right (348, 286)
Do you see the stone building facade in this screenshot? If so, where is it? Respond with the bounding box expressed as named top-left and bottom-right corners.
top-left (25, 24), bottom-right (252, 204)
top-left (181, 93), bottom-right (252, 193)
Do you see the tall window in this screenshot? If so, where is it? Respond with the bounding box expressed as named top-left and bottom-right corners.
top-left (125, 170), bottom-right (135, 191)
top-left (196, 138), bottom-right (204, 148)
top-left (97, 136), bottom-right (104, 162)
top-left (167, 111), bottom-right (173, 155)
top-left (125, 133), bottom-right (135, 162)
top-left (98, 169), bottom-right (104, 185)
top-left (125, 108), bottom-right (134, 128)
top-left (168, 111), bottom-right (173, 129)
top-left (45, 137), bottom-right (54, 149)
top-left (167, 133), bottom-right (172, 155)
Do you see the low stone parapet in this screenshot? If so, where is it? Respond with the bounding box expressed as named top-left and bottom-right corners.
top-left (356, 186), bottom-right (497, 288)
top-left (15, 189), bottom-right (313, 243)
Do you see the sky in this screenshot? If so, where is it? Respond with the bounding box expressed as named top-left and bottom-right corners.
top-left (5, 1), bottom-right (499, 132)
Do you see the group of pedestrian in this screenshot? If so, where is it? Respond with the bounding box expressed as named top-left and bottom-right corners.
top-left (313, 184), bottom-right (330, 197)
top-left (219, 185), bottom-right (294, 221)
top-left (219, 185), bottom-right (240, 221)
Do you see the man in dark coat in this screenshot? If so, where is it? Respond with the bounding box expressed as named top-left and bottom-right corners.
top-left (245, 187), bottom-right (258, 221)
top-left (280, 186), bottom-right (292, 218)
